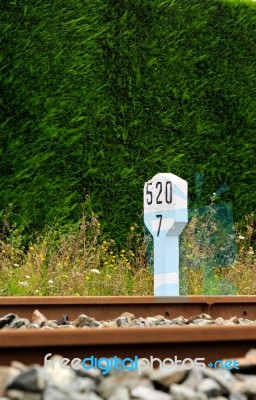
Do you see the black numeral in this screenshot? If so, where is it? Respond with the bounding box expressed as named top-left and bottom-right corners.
top-left (146, 181), bottom-right (172, 205)
top-left (146, 183), bottom-right (153, 205)
top-left (156, 182), bottom-right (163, 204)
top-left (156, 214), bottom-right (162, 236)
top-left (166, 181), bottom-right (172, 204)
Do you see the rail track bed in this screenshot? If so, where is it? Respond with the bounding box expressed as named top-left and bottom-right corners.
top-left (1, 296), bottom-right (256, 366)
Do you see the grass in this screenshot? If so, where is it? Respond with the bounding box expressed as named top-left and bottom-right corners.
top-left (0, 203), bottom-right (255, 296)
top-left (0, 204), bottom-right (153, 296)
top-left (180, 209), bottom-right (255, 295)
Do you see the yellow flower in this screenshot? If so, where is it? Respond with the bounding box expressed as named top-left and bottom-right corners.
top-left (130, 226), bottom-right (135, 231)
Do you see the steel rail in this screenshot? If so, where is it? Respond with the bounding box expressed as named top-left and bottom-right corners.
top-left (1, 296), bottom-right (256, 320)
top-left (0, 325), bottom-right (256, 366)
top-left (1, 296), bottom-right (256, 366)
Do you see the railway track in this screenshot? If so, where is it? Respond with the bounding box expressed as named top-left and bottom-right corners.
top-left (1, 296), bottom-right (256, 366)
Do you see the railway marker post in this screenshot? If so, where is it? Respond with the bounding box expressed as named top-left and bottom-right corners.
top-left (144, 173), bottom-right (188, 296)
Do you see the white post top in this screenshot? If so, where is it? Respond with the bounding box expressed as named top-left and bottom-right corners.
top-left (144, 173), bottom-right (187, 213)
top-left (144, 173), bottom-right (188, 237)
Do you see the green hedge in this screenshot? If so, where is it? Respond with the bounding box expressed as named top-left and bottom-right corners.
top-left (1, 0), bottom-right (256, 245)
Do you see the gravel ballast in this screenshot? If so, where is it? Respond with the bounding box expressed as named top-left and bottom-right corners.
top-left (0, 350), bottom-right (256, 399)
top-left (1, 310), bottom-right (256, 330)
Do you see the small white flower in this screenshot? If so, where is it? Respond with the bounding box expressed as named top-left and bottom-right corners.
top-left (18, 281), bottom-right (28, 287)
top-left (25, 275), bottom-right (31, 279)
top-left (90, 269), bottom-right (101, 274)
top-left (48, 279), bottom-right (54, 285)
top-left (13, 263), bottom-right (19, 267)
top-left (238, 235), bottom-right (245, 240)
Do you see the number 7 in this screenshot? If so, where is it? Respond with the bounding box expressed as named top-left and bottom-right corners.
top-left (156, 214), bottom-right (162, 236)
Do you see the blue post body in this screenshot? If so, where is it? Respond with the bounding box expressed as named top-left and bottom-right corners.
top-left (144, 173), bottom-right (188, 297)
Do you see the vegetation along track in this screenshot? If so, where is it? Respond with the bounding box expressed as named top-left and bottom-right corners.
top-left (0, 296), bottom-right (256, 366)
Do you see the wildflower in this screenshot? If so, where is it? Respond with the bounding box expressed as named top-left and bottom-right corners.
top-left (238, 235), bottom-right (245, 240)
top-left (25, 275), bottom-right (31, 279)
top-left (48, 279), bottom-right (54, 285)
top-left (130, 226), bottom-right (135, 231)
top-left (13, 263), bottom-right (19, 267)
top-left (90, 269), bottom-right (100, 274)
top-left (18, 281), bottom-right (28, 286)
top-left (210, 192), bottom-right (217, 201)
top-left (29, 246), bottom-right (34, 251)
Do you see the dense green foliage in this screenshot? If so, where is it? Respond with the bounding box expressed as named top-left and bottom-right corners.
top-left (1, 0), bottom-right (256, 245)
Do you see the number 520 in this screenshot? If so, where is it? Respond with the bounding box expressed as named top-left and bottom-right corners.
top-left (146, 181), bottom-right (172, 205)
